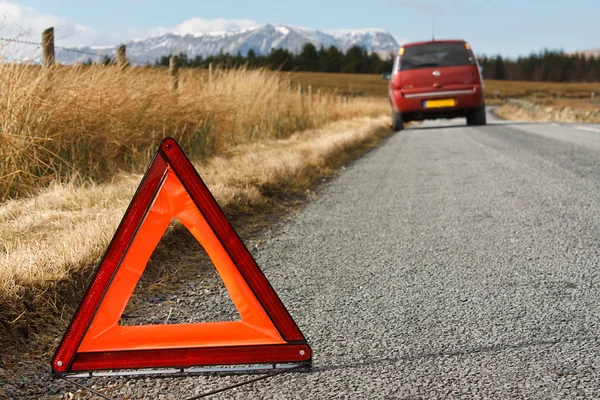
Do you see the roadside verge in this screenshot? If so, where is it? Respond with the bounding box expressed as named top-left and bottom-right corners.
top-left (0, 116), bottom-right (391, 351)
top-left (493, 99), bottom-right (600, 123)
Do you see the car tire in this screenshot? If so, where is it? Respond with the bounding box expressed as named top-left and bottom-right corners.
top-left (467, 105), bottom-right (487, 126)
top-left (392, 110), bottom-right (404, 131)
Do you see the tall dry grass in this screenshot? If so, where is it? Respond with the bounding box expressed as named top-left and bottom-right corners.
top-left (0, 63), bottom-right (386, 201)
top-left (0, 62), bottom-right (389, 343)
top-left (0, 116), bottom-right (390, 345)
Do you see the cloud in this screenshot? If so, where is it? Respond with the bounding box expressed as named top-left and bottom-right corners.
top-left (125, 17), bottom-right (260, 41)
top-left (173, 17), bottom-right (260, 35)
top-left (0, 1), bottom-right (260, 49)
top-left (0, 1), bottom-right (122, 46)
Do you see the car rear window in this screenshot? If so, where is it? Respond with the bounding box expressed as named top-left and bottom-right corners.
top-left (400, 42), bottom-right (475, 71)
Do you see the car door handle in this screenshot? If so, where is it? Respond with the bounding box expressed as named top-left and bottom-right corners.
top-left (433, 82), bottom-right (442, 88)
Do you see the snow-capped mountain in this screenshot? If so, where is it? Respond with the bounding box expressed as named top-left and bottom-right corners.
top-left (59, 24), bottom-right (399, 64)
top-left (325, 28), bottom-right (399, 55)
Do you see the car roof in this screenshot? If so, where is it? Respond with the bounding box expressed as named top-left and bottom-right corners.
top-left (402, 40), bottom-right (466, 48)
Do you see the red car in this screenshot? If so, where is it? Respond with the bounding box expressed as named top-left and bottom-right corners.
top-left (387, 39), bottom-right (486, 131)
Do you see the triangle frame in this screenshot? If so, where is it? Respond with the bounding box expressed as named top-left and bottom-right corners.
top-left (52, 138), bottom-right (311, 375)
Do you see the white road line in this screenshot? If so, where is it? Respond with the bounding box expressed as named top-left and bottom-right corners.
top-left (576, 126), bottom-right (600, 133)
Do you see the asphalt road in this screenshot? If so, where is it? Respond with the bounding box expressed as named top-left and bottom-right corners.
top-left (47, 110), bottom-right (600, 399)
top-left (203, 110), bottom-right (600, 399)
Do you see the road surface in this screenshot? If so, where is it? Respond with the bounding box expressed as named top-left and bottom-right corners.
top-left (55, 110), bottom-right (600, 399)
top-left (214, 110), bottom-right (600, 399)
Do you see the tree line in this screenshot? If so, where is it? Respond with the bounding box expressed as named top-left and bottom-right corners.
top-left (154, 43), bottom-right (394, 74)
top-left (99, 44), bottom-right (600, 83)
top-left (479, 50), bottom-right (600, 82)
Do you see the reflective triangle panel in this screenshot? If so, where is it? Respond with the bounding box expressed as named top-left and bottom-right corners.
top-left (52, 138), bottom-right (311, 374)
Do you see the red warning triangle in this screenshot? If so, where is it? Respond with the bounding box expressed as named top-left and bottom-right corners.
top-left (52, 138), bottom-right (311, 374)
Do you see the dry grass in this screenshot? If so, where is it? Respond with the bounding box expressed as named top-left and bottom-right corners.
top-left (0, 116), bottom-right (390, 343)
top-left (494, 103), bottom-right (600, 123)
top-left (493, 104), bottom-right (545, 122)
top-left (484, 79), bottom-right (600, 100)
top-left (283, 72), bottom-right (600, 109)
top-left (0, 63), bottom-right (389, 343)
top-left (0, 64), bottom-right (386, 201)
top-left (285, 71), bottom-right (390, 97)
top-left (544, 99), bottom-right (600, 112)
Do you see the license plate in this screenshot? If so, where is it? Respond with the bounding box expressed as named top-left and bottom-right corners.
top-left (424, 99), bottom-right (456, 108)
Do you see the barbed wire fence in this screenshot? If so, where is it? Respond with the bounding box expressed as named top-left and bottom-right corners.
top-left (0, 26), bottom-right (124, 66)
top-left (0, 26), bottom-right (195, 91)
top-left (0, 26), bottom-right (219, 92)
top-left (0, 37), bottom-right (103, 57)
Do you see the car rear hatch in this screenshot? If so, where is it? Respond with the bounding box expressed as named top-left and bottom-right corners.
top-left (398, 42), bottom-right (480, 100)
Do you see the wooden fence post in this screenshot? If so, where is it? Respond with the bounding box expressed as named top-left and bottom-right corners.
top-left (169, 55), bottom-right (180, 90)
top-left (208, 62), bottom-right (213, 88)
top-left (308, 85), bottom-right (312, 107)
top-left (41, 27), bottom-right (55, 68)
top-left (117, 44), bottom-right (127, 67)
top-left (297, 84), bottom-right (302, 96)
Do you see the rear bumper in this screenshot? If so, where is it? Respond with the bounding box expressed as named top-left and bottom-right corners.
top-left (390, 85), bottom-right (484, 121)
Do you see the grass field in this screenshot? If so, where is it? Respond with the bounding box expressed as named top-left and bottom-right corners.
top-left (286, 71), bottom-right (390, 97)
top-left (0, 65), bottom-right (386, 202)
top-left (484, 80), bottom-right (600, 100)
top-left (0, 64), bottom-right (391, 346)
top-left (285, 71), bottom-right (600, 106)
top-left (0, 116), bottom-right (390, 347)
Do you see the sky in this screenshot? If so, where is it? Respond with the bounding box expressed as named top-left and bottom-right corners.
top-left (0, 0), bottom-right (598, 58)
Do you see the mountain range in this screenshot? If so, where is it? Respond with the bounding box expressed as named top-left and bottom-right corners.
top-left (58, 24), bottom-right (400, 64)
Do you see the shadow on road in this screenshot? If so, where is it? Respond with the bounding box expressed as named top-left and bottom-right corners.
top-left (311, 335), bottom-right (599, 372)
top-left (407, 121), bottom-right (536, 130)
